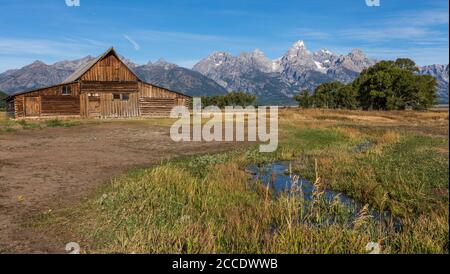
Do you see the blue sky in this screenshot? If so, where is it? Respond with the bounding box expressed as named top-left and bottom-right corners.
top-left (0, 0), bottom-right (448, 72)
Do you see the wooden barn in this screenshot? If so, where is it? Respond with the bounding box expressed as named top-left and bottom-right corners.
top-left (5, 47), bottom-right (191, 119)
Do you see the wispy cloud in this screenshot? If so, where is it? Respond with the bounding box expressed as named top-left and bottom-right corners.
top-left (340, 27), bottom-right (447, 43)
top-left (0, 37), bottom-right (103, 57)
top-left (384, 10), bottom-right (449, 27)
top-left (341, 8), bottom-right (448, 44)
top-left (285, 28), bottom-right (333, 40)
top-left (133, 29), bottom-right (254, 45)
top-left (0, 37), bottom-right (106, 72)
top-left (123, 34), bottom-right (141, 50)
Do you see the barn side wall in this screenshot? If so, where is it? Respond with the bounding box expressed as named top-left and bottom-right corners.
top-left (12, 82), bottom-right (81, 119)
top-left (138, 82), bottom-right (190, 117)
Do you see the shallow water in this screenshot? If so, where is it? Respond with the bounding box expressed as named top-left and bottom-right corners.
top-left (247, 161), bottom-right (356, 206)
top-left (247, 161), bottom-right (402, 230)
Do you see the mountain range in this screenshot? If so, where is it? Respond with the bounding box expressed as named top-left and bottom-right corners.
top-left (0, 40), bottom-right (448, 104)
top-left (0, 55), bottom-right (228, 97)
top-left (193, 41), bottom-right (448, 104)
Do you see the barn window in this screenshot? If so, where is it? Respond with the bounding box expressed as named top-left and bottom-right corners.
top-left (113, 93), bottom-right (129, 101)
top-left (62, 86), bottom-right (72, 95)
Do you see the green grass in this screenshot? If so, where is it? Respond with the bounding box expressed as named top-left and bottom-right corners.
top-left (45, 119), bottom-right (81, 128)
top-left (37, 121), bottom-right (448, 253)
top-left (42, 151), bottom-right (385, 254)
top-left (33, 110), bottom-right (449, 254)
top-left (0, 116), bottom-right (85, 134)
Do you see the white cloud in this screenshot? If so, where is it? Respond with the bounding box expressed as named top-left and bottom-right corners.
top-left (340, 27), bottom-right (446, 43)
top-left (0, 37), bottom-right (107, 72)
top-left (384, 10), bottom-right (449, 27)
top-left (285, 28), bottom-right (332, 40)
top-left (134, 29), bottom-right (253, 45)
top-left (339, 8), bottom-right (448, 44)
top-left (123, 34), bottom-right (141, 51)
top-left (0, 37), bottom-right (103, 57)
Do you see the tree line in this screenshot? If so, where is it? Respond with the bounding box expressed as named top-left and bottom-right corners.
top-left (294, 58), bottom-right (438, 110)
top-left (200, 92), bottom-right (256, 108)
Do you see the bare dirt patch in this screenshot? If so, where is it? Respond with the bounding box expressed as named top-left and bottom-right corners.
top-left (0, 121), bottom-right (244, 253)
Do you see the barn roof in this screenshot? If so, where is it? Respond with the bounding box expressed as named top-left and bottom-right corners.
top-left (63, 47), bottom-right (139, 83)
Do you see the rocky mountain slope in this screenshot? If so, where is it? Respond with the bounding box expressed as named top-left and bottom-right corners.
top-left (419, 64), bottom-right (449, 104)
top-left (193, 40), bottom-right (448, 104)
top-left (133, 59), bottom-right (227, 96)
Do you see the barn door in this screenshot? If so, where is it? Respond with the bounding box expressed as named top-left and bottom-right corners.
top-left (88, 95), bottom-right (101, 118)
top-left (25, 97), bottom-right (40, 117)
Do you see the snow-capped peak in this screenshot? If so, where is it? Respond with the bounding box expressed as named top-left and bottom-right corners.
top-left (252, 48), bottom-right (264, 55)
top-left (320, 49), bottom-right (333, 55)
top-left (291, 40), bottom-right (306, 49)
top-left (286, 40), bottom-right (311, 59)
top-left (314, 61), bottom-right (327, 72)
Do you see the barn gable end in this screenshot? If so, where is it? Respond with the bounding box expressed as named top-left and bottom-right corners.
top-left (64, 48), bottom-right (138, 83)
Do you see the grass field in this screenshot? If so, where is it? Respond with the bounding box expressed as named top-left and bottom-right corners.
top-left (4, 109), bottom-right (449, 254)
top-left (0, 114), bottom-right (181, 134)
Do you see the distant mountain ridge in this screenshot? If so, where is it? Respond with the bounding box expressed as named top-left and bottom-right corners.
top-left (419, 64), bottom-right (449, 104)
top-left (193, 40), bottom-right (449, 104)
top-left (133, 59), bottom-right (228, 96)
top-left (0, 41), bottom-right (448, 104)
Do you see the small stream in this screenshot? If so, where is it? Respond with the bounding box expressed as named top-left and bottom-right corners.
top-left (247, 161), bottom-right (402, 230)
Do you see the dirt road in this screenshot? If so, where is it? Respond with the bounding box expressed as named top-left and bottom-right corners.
top-left (0, 121), bottom-right (242, 253)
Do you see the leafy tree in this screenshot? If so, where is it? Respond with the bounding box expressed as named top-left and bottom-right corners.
top-left (312, 82), bottom-right (343, 108)
top-left (334, 84), bottom-right (358, 109)
top-left (294, 89), bottom-right (313, 108)
top-left (353, 58), bottom-right (437, 110)
top-left (394, 58), bottom-right (419, 73)
top-left (304, 82), bottom-right (358, 109)
top-left (409, 74), bottom-right (438, 110)
top-left (201, 92), bottom-right (256, 108)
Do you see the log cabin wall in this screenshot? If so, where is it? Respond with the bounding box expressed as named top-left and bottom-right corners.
top-left (13, 82), bottom-right (80, 118)
top-left (14, 96), bottom-right (24, 118)
top-left (138, 82), bottom-right (190, 117)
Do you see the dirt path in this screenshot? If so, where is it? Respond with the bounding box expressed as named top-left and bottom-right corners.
top-left (0, 121), bottom-right (243, 253)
